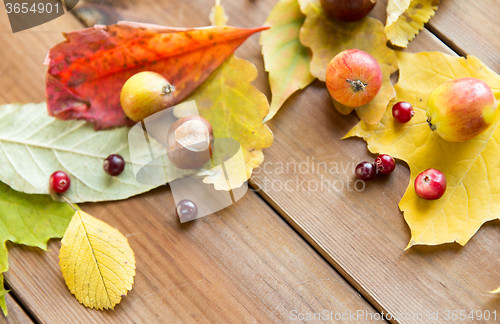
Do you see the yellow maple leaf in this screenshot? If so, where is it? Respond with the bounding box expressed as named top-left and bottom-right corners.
top-left (298, 0), bottom-right (398, 125)
top-left (346, 51), bottom-right (500, 248)
top-left (59, 211), bottom-right (136, 310)
top-left (385, 0), bottom-right (439, 47)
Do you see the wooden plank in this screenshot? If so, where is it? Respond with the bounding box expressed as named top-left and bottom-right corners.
top-left (0, 294), bottom-right (35, 324)
top-left (426, 0), bottom-right (500, 73)
top-left (0, 7), bottom-right (83, 104)
top-left (0, 5), bottom-right (383, 322)
top-left (66, 0), bottom-right (500, 323)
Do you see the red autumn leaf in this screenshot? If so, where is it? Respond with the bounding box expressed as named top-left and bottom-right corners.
top-left (45, 21), bottom-right (268, 129)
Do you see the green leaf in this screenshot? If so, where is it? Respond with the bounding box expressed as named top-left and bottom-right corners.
top-left (0, 103), bottom-right (158, 203)
top-left (0, 276), bottom-right (7, 315)
top-left (260, 0), bottom-right (315, 122)
top-left (0, 182), bottom-right (75, 314)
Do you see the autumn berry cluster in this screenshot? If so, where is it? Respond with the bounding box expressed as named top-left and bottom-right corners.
top-left (325, 45), bottom-right (497, 202)
top-left (49, 154), bottom-right (126, 194)
top-left (355, 154), bottom-right (396, 182)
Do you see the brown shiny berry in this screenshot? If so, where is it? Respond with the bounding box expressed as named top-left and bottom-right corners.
top-left (103, 154), bottom-right (126, 176)
top-left (176, 200), bottom-right (198, 222)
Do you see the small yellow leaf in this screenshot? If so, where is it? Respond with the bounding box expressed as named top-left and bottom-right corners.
top-left (345, 51), bottom-right (500, 247)
top-left (209, 0), bottom-right (228, 26)
top-left (385, 0), bottom-right (440, 48)
top-left (260, 0), bottom-right (315, 122)
top-left (491, 287), bottom-right (500, 294)
top-left (59, 211), bottom-right (135, 310)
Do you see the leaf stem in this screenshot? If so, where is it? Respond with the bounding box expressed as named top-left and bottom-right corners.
top-left (60, 195), bottom-right (78, 211)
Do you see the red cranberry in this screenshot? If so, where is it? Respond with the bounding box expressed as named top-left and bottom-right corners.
top-left (375, 154), bottom-right (396, 175)
top-left (49, 171), bottom-right (71, 193)
top-left (415, 168), bottom-right (447, 200)
top-left (392, 101), bottom-right (415, 123)
top-left (355, 162), bottom-right (376, 181)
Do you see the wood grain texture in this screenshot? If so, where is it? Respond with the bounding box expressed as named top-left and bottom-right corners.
top-left (0, 7), bottom-right (82, 103)
top-left (251, 2), bottom-right (500, 324)
top-left (253, 2), bottom-right (500, 323)
top-left (66, 0), bottom-right (500, 323)
top-left (0, 294), bottom-right (34, 324)
top-left (426, 0), bottom-right (500, 73)
top-left (6, 188), bottom-right (383, 323)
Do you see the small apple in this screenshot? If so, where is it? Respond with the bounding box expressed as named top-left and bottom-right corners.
top-left (320, 0), bottom-right (377, 22)
top-left (414, 168), bottom-right (447, 200)
top-left (426, 77), bottom-right (498, 142)
top-left (167, 116), bottom-right (214, 169)
top-left (120, 71), bottom-right (176, 122)
top-left (326, 49), bottom-right (382, 107)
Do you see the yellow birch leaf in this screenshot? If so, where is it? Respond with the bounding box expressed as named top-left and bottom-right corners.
top-left (345, 51), bottom-right (500, 248)
top-left (385, 0), bottom-right (439, 47)
top-left (298, 0), bottom-right (398, 124)
top-left (260, 0), bottom-right (315, 122)
top-left (59, 211), bottom-right (135, 310)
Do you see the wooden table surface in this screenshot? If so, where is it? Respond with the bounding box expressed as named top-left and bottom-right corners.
top-left (0, 0), bottom-right (499, 323)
